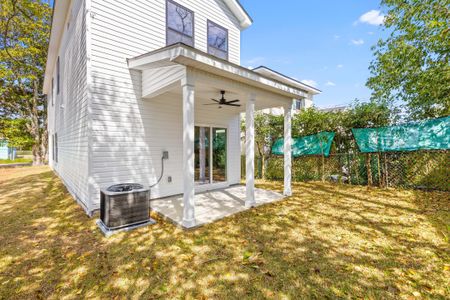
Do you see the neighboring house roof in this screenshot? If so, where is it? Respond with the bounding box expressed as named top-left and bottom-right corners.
top-left (252, 66), bottom-right (322, 96)
top-left (42, 0), bottom-right (252, 94)
top-left (319, 105), bottom-right (349, 112)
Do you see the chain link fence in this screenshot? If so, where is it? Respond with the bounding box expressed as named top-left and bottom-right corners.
top-left (243, 150), bottom-right (449, 191)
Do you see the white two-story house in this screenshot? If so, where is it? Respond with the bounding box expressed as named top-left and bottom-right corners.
top-left (43, 0), bottom-right (320, 228)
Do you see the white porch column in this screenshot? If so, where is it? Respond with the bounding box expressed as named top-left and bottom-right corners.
top-left (245, 94), bottom-right (256, 207)
top-left (182, 72), bottom-right (196, 228)
top-left (284, 102), bottom-right (292, 196)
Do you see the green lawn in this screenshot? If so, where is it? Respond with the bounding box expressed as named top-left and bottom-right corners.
top-left (0, 158), bottom-right (32, 164)
top-left (0, 167), bottom-right (448, 299)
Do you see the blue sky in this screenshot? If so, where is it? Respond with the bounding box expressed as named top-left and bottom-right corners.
top-left (239, 0), bottom-right (388, 108)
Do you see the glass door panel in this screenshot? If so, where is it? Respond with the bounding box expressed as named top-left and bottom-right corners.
top-left (212, 128), bottom-right (227, 182)
top-left (195, 126), bottom-right (210, 185)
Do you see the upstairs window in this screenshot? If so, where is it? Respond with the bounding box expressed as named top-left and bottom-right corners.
top-left (207, 20), bottom-right (228, 60)
top-left (166, 0), bottom-right (194, 47)
top-left (56, 57), bottom-right (60, 95)
top-left (51, 78), bottom-right (54, 106)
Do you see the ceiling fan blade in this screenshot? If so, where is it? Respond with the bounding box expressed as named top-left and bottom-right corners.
top-left (203, 103), bottom-right (219, 105)
top-left (210, 99), bottom-right (220, 103)
top-left (225, 103), bottom-right (241, 107)
top-left (225, 100), bottom-right (240, 104)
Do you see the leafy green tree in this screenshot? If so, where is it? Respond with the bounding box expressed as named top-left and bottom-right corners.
top-left (367, 0), bottom-right (450, 120)
top-left (0, 118), bottom-right (34, 149)
top-left (345, 100), bottom-right (393, 129)
top-left (242, 112), bottom-right (283, 179)
top-left (292, 107), bottom-right (337, 136)
top-left (344, 100), bottom-right (394, 186)
top-left (0, 0), bottom-right (51, 165)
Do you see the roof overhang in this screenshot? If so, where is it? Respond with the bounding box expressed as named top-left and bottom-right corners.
top-left (252, 66), bottom-right (322, 95)
top-left (42, 0), bottom-right (71, 94)
top-left (128, 44), bottom-right (309, 99)
top-left (223, 0), bottom-right (253, 29)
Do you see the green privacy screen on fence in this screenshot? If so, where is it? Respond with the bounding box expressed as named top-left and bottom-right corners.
top-left (272, 131), bottom-right (335, 157)
top-left (352, 116), bottom-right (450, 153)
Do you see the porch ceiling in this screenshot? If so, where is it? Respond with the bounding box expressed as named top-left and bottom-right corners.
top-left (162, 79), bottom-right (293, 113)
top-left (128, 43), bottom-right (309, 102)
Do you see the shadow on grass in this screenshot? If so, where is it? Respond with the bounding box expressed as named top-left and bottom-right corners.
top-left (0, 168), bottom-right (448, 299)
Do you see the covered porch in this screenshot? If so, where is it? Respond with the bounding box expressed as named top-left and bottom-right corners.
top-left (128, 44), bottom-right (309, 228)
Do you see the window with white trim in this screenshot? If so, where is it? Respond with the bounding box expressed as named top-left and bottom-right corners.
top-left (56, 57), bottom-right (60, 95)
top-left (166, 0), bottom-right (194, 46)
top-left (53, 133), bottom-right (58, 163)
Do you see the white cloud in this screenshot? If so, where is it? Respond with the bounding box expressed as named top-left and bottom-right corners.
top-left (301, 79), bottom-right (318, 88)
top-left (367, 31), bottom-right (374, 35)
top-left (333, 34), bottom-right (341, 40)
top-left (326, 81), bottom-right (336, 87)
top-left (337, 64), bottom-right (344, 69)
top-left (245, 56), bottom-right (265, 66)
top-left (357, 10), bottom-right (385, 26)
top-left (350, 39), bottom-right (365, 46)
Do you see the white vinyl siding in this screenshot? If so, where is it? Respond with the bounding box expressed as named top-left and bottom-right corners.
top-left (50, 0), bottom-right (90, 211)
top-left (48, 0), bottom-right (243, 213)
top-left (88, 0), bottom-right (242, 209)
top-left (88, 91), bottom-right (241, 209)
top-left (91, 0), bottom-right (240, 65)
top-left (142, 65), bottom-right (185, 98)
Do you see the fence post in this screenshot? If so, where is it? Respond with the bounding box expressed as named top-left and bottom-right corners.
top-left (384, 153), bottom-right (389, 187)
top-left (355, 155), bottom-right (360, 184)
top-left (377, 153), bottom-right (382, 187)
top-left (321, 154), bottom-right (325, 182)
top-left (366, 153), bottom-right (373, 186)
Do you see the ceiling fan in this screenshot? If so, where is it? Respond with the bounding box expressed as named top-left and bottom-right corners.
top-left (204, 90), bottom-right (241, 108)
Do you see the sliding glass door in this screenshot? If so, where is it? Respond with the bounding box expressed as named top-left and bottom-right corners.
top-left (194, 126), bottom-right (227, 185)
top-left (212, 128), bottom-right (227, 183)
top-left (194, 126), bottom-right (210, 185)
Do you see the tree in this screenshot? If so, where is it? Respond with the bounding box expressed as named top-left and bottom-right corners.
top-left (0, 118), bottom-right (34, 149)
top-left (242, 112), bottom-right (283, 179)
top-left (0, 0), bottom-right (51, 165)
top-left (367, 0), bottom-right (450, 120)
top-left (344, 100), bottom-right (394, 186)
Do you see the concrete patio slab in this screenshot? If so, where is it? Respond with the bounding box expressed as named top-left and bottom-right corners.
top-left (150, 185), bottom-right (284, 228)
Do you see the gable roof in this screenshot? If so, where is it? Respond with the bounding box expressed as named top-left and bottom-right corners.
top-left (252, 66), bottom-right (322, 95)
top-left (42, 0), bottom-right (70, 94)
top-left (43, 0), bottom-right (253, 94)
top-left (223, 0), bottom-right (252, 29)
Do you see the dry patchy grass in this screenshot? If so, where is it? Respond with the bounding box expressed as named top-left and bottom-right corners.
top-left (0, 167), bottom-right (449, 299)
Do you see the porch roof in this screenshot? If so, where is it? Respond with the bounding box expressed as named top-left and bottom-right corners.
top-left (127, 43), bottom-right (310, 100)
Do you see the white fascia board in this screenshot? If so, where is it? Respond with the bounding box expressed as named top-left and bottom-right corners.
top-left (223, 0), bottom-right (252, 29)
top-left (128, 44), bottom-right (308, 99)
top-left (43, 0), bottom-right (71, 94)
top-left (253, 67), bottom-right (322, 95)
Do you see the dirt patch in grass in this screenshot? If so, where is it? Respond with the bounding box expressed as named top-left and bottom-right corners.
top-left (0, 167), bottom-right (448, 299)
